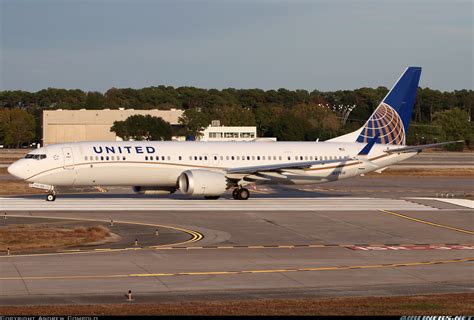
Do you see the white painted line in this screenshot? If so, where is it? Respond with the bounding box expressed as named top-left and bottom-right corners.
top-left (409, 197), bottom-right (474, 209)
top-left (0, 197), bottom-right (437, 211)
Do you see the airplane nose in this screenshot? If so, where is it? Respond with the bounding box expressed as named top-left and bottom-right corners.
top-left (7, 161), bottom-right (26, 180)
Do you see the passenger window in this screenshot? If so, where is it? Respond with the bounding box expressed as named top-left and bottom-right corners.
top-left (85, 156), bottom-right (88, 161)
top-left (199, 156), bottom-right (202, 161)
top-left (162, 156), bottom-right (166, 161)
top-left (167, 156), bottom-right (171, 160)
top-left (220, 156), bottom-right (224, 160)
top-left (179, 156), bottom-right (182, 161)
top-left (123, 156), bottom-right (126, 161)
top-left (288, 156), bottom-right (291, 160)
top-left (279, 156), bottom-right (282, 160)
top-left (262, 156), bottom-right (265, 160)
top-left (101, 156), bottom-right (104, 161)
top-left (145, 156), bottom-right (148, 161)
top-left (247, 156), bottom-right (250, 160)
top-left (257, 156), bottom-right (260, 160)
top-left (226, 156), bottom-right (229, 160)
top-left (213, 156), bottom-right (217, 160)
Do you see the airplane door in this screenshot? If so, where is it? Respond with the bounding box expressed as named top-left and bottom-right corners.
top-left (62, 147), bottom-right (74, 169)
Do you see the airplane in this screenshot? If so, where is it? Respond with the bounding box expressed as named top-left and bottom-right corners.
top-left (7, 67), bottom-right (461, 201)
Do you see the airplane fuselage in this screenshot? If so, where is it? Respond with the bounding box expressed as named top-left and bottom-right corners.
top-left (8, 141), bottom-right (416, 189)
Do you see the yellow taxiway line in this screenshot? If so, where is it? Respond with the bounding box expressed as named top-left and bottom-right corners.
top-left (1, 257), bottom-right (472, 281)
top-left (378, 209), bottom-right (474, 235)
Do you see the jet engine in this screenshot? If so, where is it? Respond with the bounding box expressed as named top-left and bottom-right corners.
top-left (178, 170), bottom-right (228, 196)
top-left (132, 186), bottom-right (177, 195)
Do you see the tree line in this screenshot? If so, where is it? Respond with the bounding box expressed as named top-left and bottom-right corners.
top-left (0, 86), bottom-right (472, 149)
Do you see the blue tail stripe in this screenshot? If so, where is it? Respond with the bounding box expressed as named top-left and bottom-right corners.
top-left (356, 66), bottom-right (422, 145)
top-left (382, 67), bottom-right (422, 134)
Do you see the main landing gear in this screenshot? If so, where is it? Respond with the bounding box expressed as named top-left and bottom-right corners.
top-left (232, 187), bottom-right (250, 200)
top-left (46, 192), bottom-right (56, 202)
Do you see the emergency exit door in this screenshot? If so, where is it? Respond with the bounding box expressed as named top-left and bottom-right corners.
top-left (62, 147), bottom-right (74, 169)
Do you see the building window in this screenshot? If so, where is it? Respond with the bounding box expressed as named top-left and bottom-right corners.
top-left (240, 132), bottom-right (255, 138)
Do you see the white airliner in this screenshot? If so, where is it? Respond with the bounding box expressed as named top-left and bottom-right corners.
top-left (7, 67), bottom-right (459, 201)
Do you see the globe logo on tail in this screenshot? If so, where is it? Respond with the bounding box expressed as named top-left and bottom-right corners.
top-left (356, 103), bottom-right (405, 145)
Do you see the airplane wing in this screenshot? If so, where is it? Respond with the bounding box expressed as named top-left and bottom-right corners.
top-left (383, 140), bottom-right (464, 154)
top-left (227, 135), bottom-right (381, 175)
top-left (226, 158), bottom-right (353, 175)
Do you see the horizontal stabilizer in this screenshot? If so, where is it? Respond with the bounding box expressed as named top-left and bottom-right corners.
top-left (384, 140), bottom-right (464, 154)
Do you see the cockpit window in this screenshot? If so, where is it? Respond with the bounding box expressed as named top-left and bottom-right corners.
top-left (25, 154), bottom-right (47, 160)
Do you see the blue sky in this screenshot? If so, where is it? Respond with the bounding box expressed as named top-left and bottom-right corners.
top-left (1, 0), bottom-right (472, 92)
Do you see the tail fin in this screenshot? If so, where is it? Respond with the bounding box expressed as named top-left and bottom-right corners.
top-left (330, 67), bottom-right (422, 145)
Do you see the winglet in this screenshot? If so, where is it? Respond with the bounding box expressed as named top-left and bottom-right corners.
top-left (358, 134), bottom-right (379, 156)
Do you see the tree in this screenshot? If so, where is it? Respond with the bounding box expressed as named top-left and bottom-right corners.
top-left (110, 115), bottom-right (172, 141)
top-left (0, 108), bottom-right (36, 147)
top-left (84, 91), bottom-right (105, 109)
top-left (178, 108), bottom-right (211, 139)
top-left (433, 108), bottom-right (470, 150)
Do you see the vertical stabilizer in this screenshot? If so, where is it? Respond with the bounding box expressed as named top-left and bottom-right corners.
top-left (329, 67), bottom-right (422, 145)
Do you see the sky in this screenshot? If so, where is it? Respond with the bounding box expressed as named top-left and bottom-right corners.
top-left (1, 0), bottom-right (472, 92)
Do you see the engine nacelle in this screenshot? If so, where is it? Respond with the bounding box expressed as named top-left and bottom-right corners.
top-left (178, 170), bottom-right (228, 196)
top-left (132, 186), bottom-right (176, 195)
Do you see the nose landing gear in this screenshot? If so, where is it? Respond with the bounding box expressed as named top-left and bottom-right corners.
top-left (46, 192), bottom-right (56, 202)
top-left (232, 187), bottom-right (250, 200)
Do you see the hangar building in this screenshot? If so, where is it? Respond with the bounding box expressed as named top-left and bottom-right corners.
top-left (42, 108), bottom-right (184, 145)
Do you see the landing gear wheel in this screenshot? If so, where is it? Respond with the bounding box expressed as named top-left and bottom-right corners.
top-left (232, 188), bottom-right (239, 200)
top-left (237, 188), bottom-right (250, 200)
top-left (204, 195), bottom-right (220, 200)
top-left (46, 193), bottom-right (56, 202)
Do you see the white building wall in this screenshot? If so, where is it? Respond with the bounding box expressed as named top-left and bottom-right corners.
top-left (199, 126), bottom-right (257, 142)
